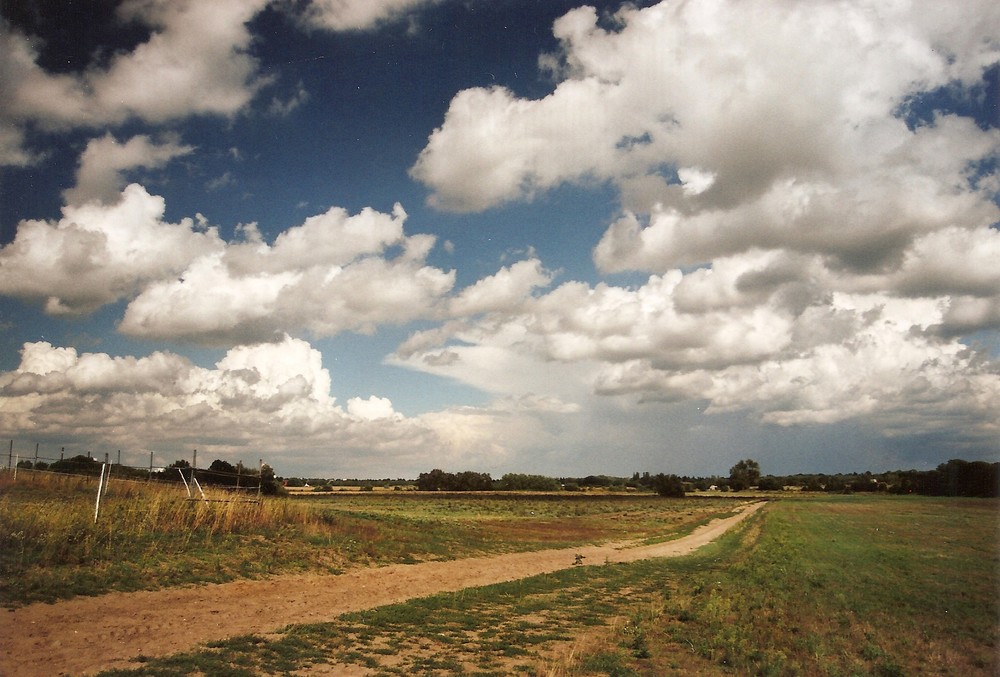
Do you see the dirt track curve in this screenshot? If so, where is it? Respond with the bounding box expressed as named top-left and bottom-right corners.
top-left (1, 501), bottom-right (765, 676)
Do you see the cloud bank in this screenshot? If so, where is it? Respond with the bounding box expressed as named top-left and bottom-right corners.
top-left (403, 0), bottom-right (1000, 452)
top-left (0, 336), bottom-right (568, 476)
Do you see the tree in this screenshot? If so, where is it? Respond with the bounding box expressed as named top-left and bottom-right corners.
top-left (209, 459), bottom-right (236, 474)
top-left (208, 459), bottom-right (237, 486)
top-left (417, 468), bottom-right (450, 491)
top-left (454, 470), bottom-right (493, 491)
top-left (729, 459), bottom-right (761, 491)
top-left (416, 469), bottom-right (493, 491)
top-left (651, 473), bottom-right (686, 497)
top-left (258, 463), bottom-right (282, 495)
top-left (757, 476), bottom-right (783, 491)
top-left (50, 454), bottom-right (102, 475)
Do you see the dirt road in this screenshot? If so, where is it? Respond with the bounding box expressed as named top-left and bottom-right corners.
top-left (0, 501), bottom-right (765, 676)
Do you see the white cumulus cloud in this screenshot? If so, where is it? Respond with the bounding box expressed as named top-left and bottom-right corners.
top-left (0, 337), bottom-right (582, 477)
top-left (448, 258), bottom-right (553, 316)
top-left (1, 181), bottom-right (460, 343)
top-left (63, 133), bottom-right (195, 206)
top-left (118, 202), bottom-right (455, 344)
top-left (0, 184), bottom-right (222, 315)
top-left (401, 0), bottom-right (1000, 452)
top-left (0, 0), bottom-right (268, 165)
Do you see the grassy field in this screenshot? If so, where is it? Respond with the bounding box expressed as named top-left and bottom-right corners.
top-left (0, 472), bottom-right (736, 606)
top-left (3, 475), bottom-right (996, 675)
top-left (91, 494), bottom-right (998, 677)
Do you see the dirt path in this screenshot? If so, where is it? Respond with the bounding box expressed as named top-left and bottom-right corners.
top-left (1, 501), bottom-right (765, 676)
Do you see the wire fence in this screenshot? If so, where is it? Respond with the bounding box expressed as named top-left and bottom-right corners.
top-left (1, 440), bottom-right (273, 518)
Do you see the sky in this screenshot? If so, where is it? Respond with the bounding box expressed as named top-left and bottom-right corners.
top-left (0, 0), bottom-right (998, 479)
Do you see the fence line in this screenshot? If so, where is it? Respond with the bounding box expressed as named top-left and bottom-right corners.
top-left (1, 464), bottom-right (264, 493)
top-left (2, 452), bottom-right (273, 522)
top-left (1, 439), bottom-right (268, 492)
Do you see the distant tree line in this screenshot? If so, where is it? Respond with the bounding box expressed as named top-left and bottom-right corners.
top-left (767, 459), bottom-right (999, 498)
top-left (266, 458), bottom-right (1000, 499)
top-left (283, 477), bottom-right (414, 490)
top-left (409, 469), bottom-right (687, 496)
top-left (896, 460), bottom-right (999, 497)
top-left (18, 454), bottom-right (283, 494)
top-left (401, 459), bottom-right (997, 498)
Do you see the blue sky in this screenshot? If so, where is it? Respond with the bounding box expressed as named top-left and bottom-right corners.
top-left (0, 0), bottom-right (998, 479)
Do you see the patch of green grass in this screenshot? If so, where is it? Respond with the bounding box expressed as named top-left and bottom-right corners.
top-left (616, 495), bottom-right (999, 676)
top-left (579, 651), bottom-right (640, 676)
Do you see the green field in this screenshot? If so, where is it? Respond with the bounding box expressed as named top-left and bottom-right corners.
top-left (94, 494), bottom-right (998, 677)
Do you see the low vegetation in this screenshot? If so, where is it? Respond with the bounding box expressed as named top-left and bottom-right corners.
top-left (0, 471), bottom-right (736, 606)
top-left (92, 494), bottom-right (998, 676)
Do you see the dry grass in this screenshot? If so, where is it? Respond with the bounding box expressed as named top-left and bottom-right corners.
top-left (0, 472), bottom-right (740, 607)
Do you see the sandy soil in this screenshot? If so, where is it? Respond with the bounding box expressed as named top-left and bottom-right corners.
top-left (0, 501), bottom-right (765, 676)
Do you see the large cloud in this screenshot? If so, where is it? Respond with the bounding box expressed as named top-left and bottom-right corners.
top-left (0, 337), bottom-right (577, 476)
top-left (0, 0), bottom-right (268, 165)
top-left (0, 184), bottom-right (222, 315)
top-left (592, 116), bottom-right (1000, 275)
top-left (0, 338), bottom-right (336, 443)
top-left (63, 133), bottom-right (195, 206)
top-left (413, 0), bottom-right (999, 216)
top-left (401, 0), bottom-right (1000, 451)
top-left (411, 0), bottom-right (1000, 299)
top-left (393, 261), bottom-right (1000, 450)
top-left (118, 203), bottom-right (456, 344)
top-left (0, 184), bottom-right (459, 341)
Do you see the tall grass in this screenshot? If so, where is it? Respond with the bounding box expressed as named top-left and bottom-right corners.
top-left (0, 472), bottom-right (337, 605)
top-left (6, 475), bottom-right (313, 546)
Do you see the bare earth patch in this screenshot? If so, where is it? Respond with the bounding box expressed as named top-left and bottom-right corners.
top-left (0, 501), bottom-right (764, 676)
